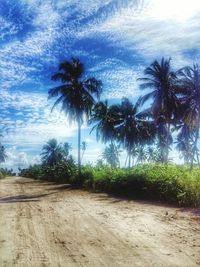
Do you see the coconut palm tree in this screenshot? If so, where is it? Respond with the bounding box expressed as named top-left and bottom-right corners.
top-left (175, 124), bottom-right (193, 164)
top-left (102, 143), bottom-right (121, 168)
top-left (41, 139), bottom-right (63, 166)
top-left (115, 98), bottom-right (155, 168)
top-left (49, 58), bottom-right (102, 172)
top-left (136, 146), bottom-right (147, 164)
top-left (89, 100), bottom-right (119, 143)
top-left (0, 144), bottom-right (7, 163)
top-left (138, 58), bottom-right (178, 162)
top-left (176, 64), bottom-right (200, 169)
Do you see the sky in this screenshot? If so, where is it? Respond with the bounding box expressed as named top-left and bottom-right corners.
top-left (1, 0), bottom-right (200, 170)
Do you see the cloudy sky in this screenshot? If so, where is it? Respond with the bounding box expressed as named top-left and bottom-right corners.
top-left (0, 0), bottom-right (200, 169)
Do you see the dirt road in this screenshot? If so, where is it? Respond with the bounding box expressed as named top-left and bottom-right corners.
top-left (0, 177), bottom-right (199, 267)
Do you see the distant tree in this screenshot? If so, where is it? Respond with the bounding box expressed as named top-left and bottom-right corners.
top-left (96, 159), bottom-right (104, 168)
top-left (62, 142), bottom-right (72, 159)
top-left (176, 64), bottom-right (200, 169)
top-left (136, 146), bottom-right (147, 164)
top-left (0, 144), bottom-right (7, 163)
top-left (138, 58), bottom-right (178, 162)
top-left (81, 141), bottom-right (87, 163)
top-left (49, 58), bottom-right (102, 173)
top-left (41, 139), bottom-right (63, 166)
top-left (146, 146), bottom-right (161, 163)
top-left (89, 100), bottom-right (118, 143)
top-left (115, 98), bottom-right (155, 168)
top-left (102, 143), bottom-right (121, 168)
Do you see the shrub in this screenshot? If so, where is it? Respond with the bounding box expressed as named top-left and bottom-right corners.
top-left (76, 164), bottom-right (200, 207)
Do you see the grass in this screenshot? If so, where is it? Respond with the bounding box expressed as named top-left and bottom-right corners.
top-left (76, 164), bottom-right (200, 207)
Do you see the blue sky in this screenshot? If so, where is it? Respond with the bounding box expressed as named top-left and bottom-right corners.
top-left (1, 0), bottom-right (200, 169)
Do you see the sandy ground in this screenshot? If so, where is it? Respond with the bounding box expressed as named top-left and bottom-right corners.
top-left (0, 177), bottom-right (199, 267)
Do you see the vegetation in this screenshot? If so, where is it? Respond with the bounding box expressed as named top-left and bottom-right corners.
top-left (78, 164), bottom-right (200, 207)
top-left (0, 168), bottom-right (16, 178)
top-left (19, 139), bottom-right (77, 183)
top-left (3, 57), bottom-right (200, 207)
top-left (49, 58), bottom-right (102, 173)
top-left (0, 143), bottom-right (7, 164)
top-left (20, 161), bottom-right (200, 207)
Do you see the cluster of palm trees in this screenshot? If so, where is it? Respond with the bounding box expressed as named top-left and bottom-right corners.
top-left (49, 57), bottom-right (200, 170)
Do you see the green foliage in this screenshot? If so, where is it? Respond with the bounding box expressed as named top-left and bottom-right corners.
top-left (0, 168), bottom-right (15, 178)
top-left (76, 164), bottom-right (200, 207)
top-left (19, 159), bottom-right (77, 183)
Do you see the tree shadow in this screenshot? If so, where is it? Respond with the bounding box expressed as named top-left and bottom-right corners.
top-left (0, 193), bottom-right (54, 204)
top-left (180, 208), bottom-right (200, 217)
top-left (47, 184), bottom-right (73, 191)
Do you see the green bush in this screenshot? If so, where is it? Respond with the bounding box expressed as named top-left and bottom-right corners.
top-left (20, 162), bottom-right (200, 207)
top-left (19, 159), bottom-right (77, 183)
top-left (76, 164), bottom-right (200, 207)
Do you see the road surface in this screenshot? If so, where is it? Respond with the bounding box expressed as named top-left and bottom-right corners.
top-left (0, 177), bottom-right (199, 267)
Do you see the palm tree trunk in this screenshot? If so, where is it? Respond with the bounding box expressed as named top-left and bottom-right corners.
top-left (128, 154), bottom-right (131, 169)
top-left (166, 123), bottom-right (170, 163)
top-left (78, 119), bottom-right (81, 173)
top-left (125, 154), bottom-right (128, 167)
top-left (190, 124), bottom-right (200, 171)
top-left (196, 148), bottom-right (200, 166)
top-left (128, 145), bottom-right (131, 169)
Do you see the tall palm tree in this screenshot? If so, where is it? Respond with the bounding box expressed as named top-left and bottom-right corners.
top-left (41, 139), bottom-right (63, 166)
top-left (0, 144), bottom-right (7, 163)
top-left (176, 64), bottom-right (200, 169)
top-left (138, 58), bottom-right (178, 162)
top-left (49, 58), bottom-right (102, 172)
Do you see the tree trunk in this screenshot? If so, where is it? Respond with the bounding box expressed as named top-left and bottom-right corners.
top-left (196, 148), bottom-right (200, 166)
top-left (190, 124), bottom-right (199, 171)
top-left (128, 145), bottom-right (131, 170)
top-left (125, 154), bottom-right (128, 168)
top-left (166, 122), bottom-right (170, 163)
top-left (78, 119), bottom-right (81, 174)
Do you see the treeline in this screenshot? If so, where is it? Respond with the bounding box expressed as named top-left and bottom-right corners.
top-left (47, 57), bottom-right (200, 170)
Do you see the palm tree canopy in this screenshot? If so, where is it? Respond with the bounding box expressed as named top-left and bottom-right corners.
top-left (41, 139), bottom-right (63, 166)
top-left (102, 143), bottom-right (121, 168)
top-left (49, 58), bottom-right (102, 124)
top-left (138, 57), bottom-right (178, 121)
top-left (89, 100), bottom-right (119, 143)
top-left (115, 98), bottom-right (156, 151)
top-left (177, 64), bottom-right (200, 129)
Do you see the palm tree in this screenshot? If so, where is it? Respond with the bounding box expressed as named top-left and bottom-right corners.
top-left (138, 58), bottom-right (178, 162)
top-left (41, 139), bottom-right (63, 166)
top-left (49, 58), bottom-right (102, 172)
top-left (0, 144), bottom-right (7, 163)
top-left (89, 100), bottom-right (118, 143)
top-left (81, 141), bottom-right (87, 163)
top-left (102, 143), bottom-right (121, 168)
top-left (176, 64), bottom-right (200, 169)
top-left (146, 146), bottom-right (160, 163)
top-left (136, 146), bottom-right (147, 164)
top-left (175, 124), bottom-right (193, 164)
top-left (115, 98), bottom-right (155, 168)
top-left (62, 142), bottom-right (72, 159)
